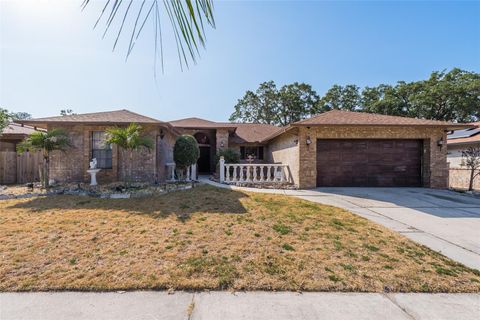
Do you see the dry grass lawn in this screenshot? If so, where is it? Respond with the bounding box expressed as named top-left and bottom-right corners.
top-left (1, 185), bottom-right (479, 292)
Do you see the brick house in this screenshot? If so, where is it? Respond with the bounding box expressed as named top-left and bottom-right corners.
top-left (447, 122), bottom-right (480, 190)
top-left (18, 109), bottom-right (469, 189)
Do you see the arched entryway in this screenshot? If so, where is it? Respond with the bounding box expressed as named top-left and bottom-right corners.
top-left (194, 132), bottom-right (211, 173)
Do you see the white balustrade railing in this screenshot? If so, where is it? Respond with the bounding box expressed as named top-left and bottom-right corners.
top-left (219, 157), bottom-right (290, 184)
top-left (166, 163), bottom-right (197, 182)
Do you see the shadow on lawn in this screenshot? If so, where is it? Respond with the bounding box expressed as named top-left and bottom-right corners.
top-left (8, 185), bottom-right (249, 218)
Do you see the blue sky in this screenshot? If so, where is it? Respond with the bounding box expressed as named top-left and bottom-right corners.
top-left (1, 0), bottom-right (479, 122)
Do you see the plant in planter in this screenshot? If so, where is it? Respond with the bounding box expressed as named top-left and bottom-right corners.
top-left (105, 123), bottom-right (153, 187)
top-left (173, 135), bottom-right (200, 181)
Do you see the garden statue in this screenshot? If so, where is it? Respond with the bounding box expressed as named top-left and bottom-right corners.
top-left (87, 158), bottom-right (101, 186)
top-left (89, 158), bottom-right (97, 169)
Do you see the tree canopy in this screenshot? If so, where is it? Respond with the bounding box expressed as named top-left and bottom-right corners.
top-left (0, 108), bottom-right (9, 132)
top-left (60, 109), bottom-right (76, 116)
top-left (229, 69), bottom-right (479, 125)
top-left (0, 108), bottom-right (32, 132)
top-left (229, 81), bottom-right (320, 126)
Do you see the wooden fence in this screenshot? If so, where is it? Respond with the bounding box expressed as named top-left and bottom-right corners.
top-left (0, 151), bottom-right (43, 184)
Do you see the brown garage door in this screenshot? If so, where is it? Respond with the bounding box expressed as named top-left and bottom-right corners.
top-left (316, 139), bottom-right (422, 187)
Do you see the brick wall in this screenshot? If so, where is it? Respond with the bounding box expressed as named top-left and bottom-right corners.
top-left (48, 124), bottom-right (175, 184)
top-left (216, 129), bottom-right (229, 152)
top-left (49, 124), bottom-right (85, 182)
top-left (296, 126), bottom-right (448, 189)
top-left (449, 168), bottom-right (480, 190)
top-left (117, 126), bottom-right (158, 183)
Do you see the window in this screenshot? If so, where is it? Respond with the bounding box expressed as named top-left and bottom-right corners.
top-left (240, 146), bottom-right (264, 160)
top-left (91, 131), bottom-right (112, 169)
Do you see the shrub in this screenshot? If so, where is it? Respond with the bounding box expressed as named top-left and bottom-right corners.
top-left (174, 135), bottom-right (200, 169)
top-left (215, 148), bottom-right (240, 164)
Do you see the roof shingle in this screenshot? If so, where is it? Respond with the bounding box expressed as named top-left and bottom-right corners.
top-left (1, 123), bottom-right (39, 136)
top-left (169, 118), bottom-right (281, 143)
top-left (17, 109), bottom-right (164, 127)
top-left (225, 123), bottom-right (282, 144)
top-left (169, 117), bottom-right (236, 129)
top-left (293, 110), bottom-right (469, 129)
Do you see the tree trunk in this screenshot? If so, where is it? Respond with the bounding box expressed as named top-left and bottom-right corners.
top-left (469, 168), bottom-right (475, 191)
top-left (43, 150), bottom-right (49, 189)
top-left (129, 149), bottom-right (133, 187)
top-left (122, 148), bottom-right (127, 188)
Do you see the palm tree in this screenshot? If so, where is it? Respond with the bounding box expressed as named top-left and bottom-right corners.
top-left (81, 0), bottom-right (215, 71)
top-left (105, 123), bottom-right (154, 186)
top-left (17, 129), bottom-right (72, 188)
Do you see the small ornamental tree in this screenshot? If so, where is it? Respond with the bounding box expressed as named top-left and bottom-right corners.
top-left (461, 146), bottom-right (480, 191)
top-left (17, 129), bottom-right (72, 188)
top-left (173, 135), bottom-right (200, 180)
top-left (105, 123), bottom-right (153, 186)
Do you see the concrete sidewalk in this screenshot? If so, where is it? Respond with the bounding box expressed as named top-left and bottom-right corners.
top-left (1, 291), bottom-right (479, 320)
top-left (200, 178), bottom-right (480, 270)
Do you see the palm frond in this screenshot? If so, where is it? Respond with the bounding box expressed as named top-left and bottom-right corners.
top-left (82, 0), bottom-right (215, 72)
top-left (106, 123), bottom-right (154, 151)
top-left (17, 129), bottom-right (72, 154)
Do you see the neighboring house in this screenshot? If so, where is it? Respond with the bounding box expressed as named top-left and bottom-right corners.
top-left (18, 109), bottom-right (469, 189)
top-left (0, 123), bottom-right (43, 184)
top-left (447, 122), bottom-right (480, 190)
top-left (0, 123), bottom-right (38, 151)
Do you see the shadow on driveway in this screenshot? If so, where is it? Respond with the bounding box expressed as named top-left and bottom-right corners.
top-left (310, 187), bottom-right (480, 218)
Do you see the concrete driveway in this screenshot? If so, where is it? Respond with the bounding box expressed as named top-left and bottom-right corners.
top-left (288, 187), bottom-right (480, 270)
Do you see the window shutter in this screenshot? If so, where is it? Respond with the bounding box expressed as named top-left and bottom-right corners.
top-left (240, 146), bottom-right (246, 159)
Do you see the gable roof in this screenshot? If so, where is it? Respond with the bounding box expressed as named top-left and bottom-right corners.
top-left (1, 123), bottom-right (39, 136)
top-left (448, 121), bottom-right (480, 146)
top-left (17, 109), bottom-right (166, 128)
top-left (225, 123), bottom-right (282, 144)
top-left (261, 110), bottom-right (473, 142)
top-left (169, 117), bottom-right (281, 143)
top-left (169, 117), bottom-right (236, 129)
top-left (293, 110), bottom-right (470, 129)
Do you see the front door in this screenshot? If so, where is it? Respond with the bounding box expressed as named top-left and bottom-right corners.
top-left (198, 146), bottom-right (211, 173)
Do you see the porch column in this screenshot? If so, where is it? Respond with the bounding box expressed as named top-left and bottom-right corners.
top-left (215, 129), bottom-right (229, 153)
top-left (298, 126), bottom-right (317, 189)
